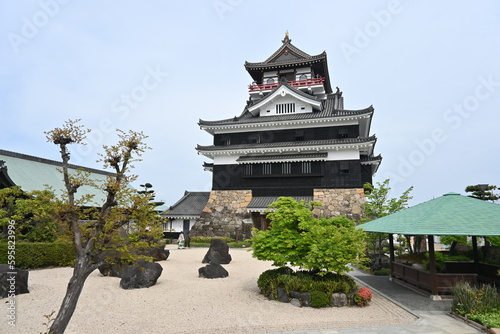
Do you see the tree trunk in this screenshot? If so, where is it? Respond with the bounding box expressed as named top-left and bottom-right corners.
top-left (49, 254), bottom-right (96, 333)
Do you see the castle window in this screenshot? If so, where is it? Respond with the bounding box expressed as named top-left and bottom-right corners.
top-left (220, 135), bottom-right (230, 146)
top-left (248, 134), bottom-right (259, 144)
top-left (295, 129), bottom-right (304, 141)
top-left (263, 163), bottom-right (272, 175)
top-left (299, 74), bottom-right (308, 81)
top-left (282, 162), bottom-right (291, 174)
top-left (301, 162), bottom-right (311, 174)
top-left (338, 128), bottom-right (349, 139)
top-left (340, 161), bottom-right (350, 174)
top-left (266, 78), bottom-right (275, 84)
top-left (276, 103), bottom-right (295, 114)
top-left (244, 164), bottom-right (253, 175)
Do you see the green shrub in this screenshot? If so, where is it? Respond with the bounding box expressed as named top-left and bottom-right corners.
top-left (452, 282), bottom-right (500, 328)
top-left (468, 311), bottom-right (500, 328)
top-left (257, 267), bottom-right (356, 303)
top-left (0, 241), bottom-right (75, 269)
top-left (423, 252), bottom-right (472, 272)
top-left (310, 290), bottom-right (330, 308)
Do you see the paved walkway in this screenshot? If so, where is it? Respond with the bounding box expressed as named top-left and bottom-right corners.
top-left (260, 268), bottom-right (485, 334)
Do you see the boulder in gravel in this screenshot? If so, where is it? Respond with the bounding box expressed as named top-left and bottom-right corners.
top-left (198, 262), bottom-right (229, 279)
top-left (119, 260), bottom-right (163, 289)
top-left (202, 238), bottom-right (231, 264)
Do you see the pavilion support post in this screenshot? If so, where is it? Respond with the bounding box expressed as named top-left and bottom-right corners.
top-left (388, 234), bottom-right (395, 280)
top-left (427, 235), bottom-right (439, 298)
top-left (472, 236), bottom-right (479, 274)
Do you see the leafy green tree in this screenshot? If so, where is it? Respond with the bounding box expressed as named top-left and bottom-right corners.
top-left (251, 197), bottom-right (366, 275)
top-left (440, 235), bottom-right (469, 255)
top-left (0, 186), bottom-right (62, 242)
top-left (361, 179), bottom-right (413, 270)
top-left (45, 120), bottom-right (163, 333)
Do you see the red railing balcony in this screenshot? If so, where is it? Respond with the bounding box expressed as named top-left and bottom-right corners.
top-left (248, 77), bottom-right (325, 92)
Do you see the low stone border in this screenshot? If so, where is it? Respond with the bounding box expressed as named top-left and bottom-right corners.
top-left (268, 287), bottom-right (358, 308)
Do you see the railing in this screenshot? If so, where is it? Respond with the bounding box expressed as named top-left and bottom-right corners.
top-left (392, 262), bottom-right (478, 295)
top-left (248, 77), bottom-right (325, 92)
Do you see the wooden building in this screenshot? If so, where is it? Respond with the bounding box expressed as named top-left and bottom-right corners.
top-left (191, 33), bottom-right (382, 239)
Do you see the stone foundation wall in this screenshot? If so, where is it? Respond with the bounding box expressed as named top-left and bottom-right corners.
top-left (190, 190), bottom-right (253, 240)
top-left (312, 188), bottom-right (365, 221)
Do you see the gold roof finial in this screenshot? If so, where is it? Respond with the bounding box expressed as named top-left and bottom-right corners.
top-left (282, 30), bottom-right (291, 44)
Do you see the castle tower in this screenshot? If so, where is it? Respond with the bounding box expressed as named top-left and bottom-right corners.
top-left (191, 33), bottom-right (382, 239)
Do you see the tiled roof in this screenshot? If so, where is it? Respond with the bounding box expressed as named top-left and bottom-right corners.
top-left (197, 135), bottom-right (377, 152)
top-left (360, 154), bottom-right (383, 163)
top-left (244, 36), bottom-right (325, 68)
top-left (163, 191), bottom-right (210, 218)
top-left (247, 196), bottom-right (313, 210)
top-left (198, 105), bottom-right (374, 127)
top-left (0, 149), bottom-right (117, 206)
top-left (359, 193), bottom-right (500, 236)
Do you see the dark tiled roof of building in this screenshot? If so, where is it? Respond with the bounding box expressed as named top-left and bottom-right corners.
top-left (197, 135), bottom-right (377, 152)
top-left (361, 154), bottom-right (383, 163)
top-left (247, 196), bottom-right (313, 210)
top-left (199, 103), bottom-right (374, 127)
top-left (244, 34), bottom-right (325, 69)
top-left (163, 191), bottom-right (210, 218)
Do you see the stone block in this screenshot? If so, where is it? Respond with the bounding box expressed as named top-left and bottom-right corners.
top-left (331, 293), bottom-right (347, 307)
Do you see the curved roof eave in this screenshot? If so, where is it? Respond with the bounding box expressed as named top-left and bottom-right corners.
top-left (196, 135), bottom-right (377, 153)
top-left (198, 106), bottom-right (374, 129)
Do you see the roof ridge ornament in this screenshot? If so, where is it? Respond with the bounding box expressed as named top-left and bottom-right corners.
top-left (282, 31), bottom-right (291, 44)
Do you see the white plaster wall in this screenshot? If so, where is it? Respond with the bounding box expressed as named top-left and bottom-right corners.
top-left (327, 149), bottom-right (359, 161)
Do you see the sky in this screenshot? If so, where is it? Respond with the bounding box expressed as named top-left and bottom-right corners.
top-left (1, 0), bottom-right (499, 208)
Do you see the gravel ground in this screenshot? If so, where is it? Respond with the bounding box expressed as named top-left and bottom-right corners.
top-left (1, 246), bottom-right (417, 334)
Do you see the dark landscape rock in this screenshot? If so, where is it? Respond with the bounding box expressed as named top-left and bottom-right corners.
top-left (202, 238), bottom-right (232, 264)
top-left (97, 245), bottom-right (169, 277)
top-left (119, 260), bottom-right (163, 289)
top-left (98, 262), bottom-right (127, 277)
top-left (198, 262), bottom-right (229, 279)
top-left (277, 287), bottom-right (289, 303)
top-left (133, 246), bottom-right (170, 262)
top-left (289, 290), bottom-right (301, 299)
top-left (300, 292), bottom-right (311, 307)
top-left (0, 264), bottom-right (29, 298)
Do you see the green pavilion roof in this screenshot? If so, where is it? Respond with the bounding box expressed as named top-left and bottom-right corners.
top-left (0, 149), bottom-right (116, 206)
top-left (359, 192), bottom-right (500, 236)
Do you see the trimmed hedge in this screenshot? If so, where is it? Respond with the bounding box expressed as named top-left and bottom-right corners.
top-left (189, 236), bottom-right (233, 244)
top-left (0, 242), bottom-right (75, 269)
top-left (257, 267), bottom-right (357, 301)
